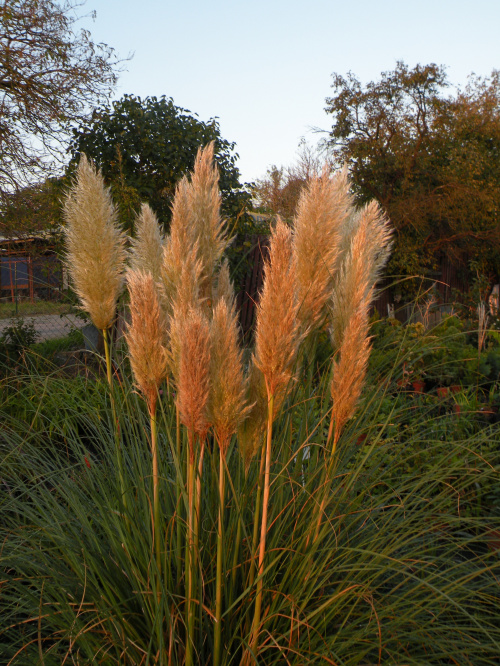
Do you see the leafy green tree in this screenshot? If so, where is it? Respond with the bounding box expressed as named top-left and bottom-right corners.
top-left (325, 62), bottom-right (500, 292)
top-left (69, 95), bottom-right (252, 233)
top-left (0, 0), bottom-right (122, 202)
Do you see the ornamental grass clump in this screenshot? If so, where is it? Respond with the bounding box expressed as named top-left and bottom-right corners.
top-left (3, 148), bottom-right (500, 666)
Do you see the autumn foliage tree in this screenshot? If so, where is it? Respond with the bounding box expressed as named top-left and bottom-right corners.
top-left (0, 0), bottom-right (122, 203)
top-left (252, 141), bottom-right (330, 221)
top-left (325, 62), bottom-right (500, 292)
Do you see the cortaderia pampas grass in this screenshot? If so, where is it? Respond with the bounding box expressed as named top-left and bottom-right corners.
top-left (173, 305), bottom-right (211, 666)
top-left (130, 202), bottom-right (164, 283)
top-left (64, 154), bottom-right (127, 335)
top-left (293, 166), bottom-right (351, 337)
top-left (125, 269), bottom-right (168, 576)
top-left (248, 218), bottom-right (302, 662)
top-left (209, 297), bottom-right (249, 666)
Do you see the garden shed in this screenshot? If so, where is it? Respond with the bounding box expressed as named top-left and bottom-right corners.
top-left (0, 231), bottom-right (64, 303)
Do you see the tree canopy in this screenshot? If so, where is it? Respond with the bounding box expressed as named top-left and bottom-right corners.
top-left (252, 141), bottom-right (328, 220)
top-left (325, 62), bottom-right (500, 290)
top-left (69, 95), bottom-right (251, 233)
top-left (0, 0), bottom-right (122, 202)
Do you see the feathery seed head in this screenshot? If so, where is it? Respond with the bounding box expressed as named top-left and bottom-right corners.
top-left (331, 200), bottom-right (392, 348)
top-left (176, 307), bottom-right (212, 459)
top-left (63, 154), bottom-right (127, 330)
top-left (330, 304), bottom-right (372, 441)
top-left (188, 142), bottom-right (230, 302)
top-left (160, 177), bottom-right (196, 314)
top-left (293, 166), bottom-right (352, 334)
top-left (214, 259), bottom-right (236, 312)
top-left (166, 246), bottom-right (204, 380)
top-left (130, 203), bottom-right (164, 283)
top-left (125, 269), bottom-right (168, 415)
top-left (209, 299), bottom-right (249, 455)
top-left (254, 218), bottom-right (301, 402)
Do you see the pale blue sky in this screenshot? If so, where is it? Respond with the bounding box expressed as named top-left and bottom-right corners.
top-left (80, 0), bottom-right (499, 183)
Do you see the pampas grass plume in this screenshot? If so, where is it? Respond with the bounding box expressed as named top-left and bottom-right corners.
top-left (254, 218), bottom-right (301, 401)
top-left (125, 269), bottom-right (168, 415)
top-left (214, 259), bottom-right (235, 311)
top-left (209, 299), bottom-right (249, 455)
top-left (130, 203), bottom-right (164, 284)
top-left (331, 201), bottom-right (392, 348)
top-left (329, 304), bottom-right (372, 445)
top-left (64, 154), bottom-right (127, 331)
top-left (176, 307), bottom-right (211, 458)
top-left (293, 167), bottom-right (351, 334)
top-left (161, 177), bottom-right (198, 315)
top-left (189, 142), bottom-right (229, 300)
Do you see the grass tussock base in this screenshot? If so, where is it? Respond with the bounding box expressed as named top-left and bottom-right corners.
top-left (1, 367), bottom-right (499, 665)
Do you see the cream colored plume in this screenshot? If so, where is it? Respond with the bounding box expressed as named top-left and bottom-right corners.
top-left (188, 142), bottom-right (230, 301)
top-left (213, 259), bottom-right (236, 311)
top-left (209, 299), bottom-right (249, 455)
top-left (331, 200), bottom-right (392, 348)
top-left (167, 248), bottom-right (204, 383)
top-left (329, 301), bottom-right (372, 447)
top-left (161, 143), bottom-right (230, 316)
top-left (161, 177), bottom-right (197, 316)
top-left (125, 269), bottom-right (168, 415)
top-left (63, 154), bottom-right (127, 331)
top-left (254, 219), bottom-right (301, 403)
top-left (175, 307), bottom-right (211, 457)
top-left (293, 167), bottom-right (352, 334)
top-left (130, 203), bottom-right (164, 284)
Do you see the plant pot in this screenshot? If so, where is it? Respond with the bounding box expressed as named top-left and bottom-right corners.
top-left (412, 380), bottom-right (426, 394)
top-left (437, 386), bottom-right (449, 399)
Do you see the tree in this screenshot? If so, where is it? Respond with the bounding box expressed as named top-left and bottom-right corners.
top-left (0, 178), bottom-right (64, 238)
top-left (253, 141), bottom-right (329, 220)
top-left (69, 95), bottom-right (252, 233)
top-left (325, 62), bottom-right (500, 291)
top-left (0, 0), bottom-right (122, 201)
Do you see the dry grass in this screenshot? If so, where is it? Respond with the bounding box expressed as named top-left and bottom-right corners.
top-left (63, 154), bottom-right (127, 331)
